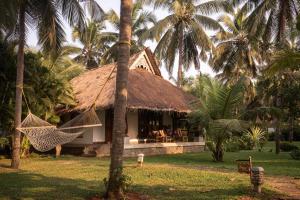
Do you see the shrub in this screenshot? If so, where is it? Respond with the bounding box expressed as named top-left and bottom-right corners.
top-left (0, 137), bottom-right (9, 149)
top-left (290, 149), bottom-right (300, 160)
top-left (242, 126), bottom-right (268, 151)
top-left (281, 126), bottom-right (300, 141)
top-left (0, 136), bottom-right (11, 156)
top-left (225, 136), bottom-right (242, 152)
top-left (279, 142), bottom-right (299, 152)
top-left (225, 142), bottom-right (240, 152)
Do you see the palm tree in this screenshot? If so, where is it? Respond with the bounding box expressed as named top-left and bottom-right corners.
top-left (237, 0), bottom-right (300, 46)
top-left (72, 20), bottom-right (117, 69)
top-left (254, 72), bottom-right (299, 153)
top-left (190, 76), bottom-right (246, 162)
top-left (266, 34), bottom-right (300, 75)
top-left (262, 34), bottom-right (300, 150)
top-left (211, 9), bottom-right (264, 103)
top-left (41, 46), bottom-right (85, 80)
top-left (142, 0), bottom-right (231, 87)
top-left (106, 0), bottom-right (133, 198)
top-left (0, 1), bottom-right (17, 40)
top-left (10, 0), bottom-right (101, 169)
top-left (102, 1), bottom-right (156, 63)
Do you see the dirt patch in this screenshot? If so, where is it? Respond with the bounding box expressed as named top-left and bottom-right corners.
top-left (188, 165), bottom-right (300, 200)
top-left (266, 176), bottom-right (300, 200)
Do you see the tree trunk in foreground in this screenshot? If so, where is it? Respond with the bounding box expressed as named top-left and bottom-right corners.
top-left (275, 95), bottom-right (281, 155)
top-left (177, 23), bottom-right (184, 88)
top-left (289, 115), bottom-right (294, 143)
top-left (213, 140), bottom-right (223, 162)
top-left (106, 0), bottom-right (132, 199)
top-left (275, 123), bottom-right (281, 154)
top-left (11, 3), bottom-right (26, 169)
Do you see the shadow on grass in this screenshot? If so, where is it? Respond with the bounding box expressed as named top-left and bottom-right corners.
top-left (0, 170), bottom-right (103, 200)
top-left (0, 167), bottom-right (284, 200)
top-left (132, 184), bottom-right (283, 200)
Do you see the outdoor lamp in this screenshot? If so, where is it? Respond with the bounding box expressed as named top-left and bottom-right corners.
top-left (137, 153), bottom-right (144, 167)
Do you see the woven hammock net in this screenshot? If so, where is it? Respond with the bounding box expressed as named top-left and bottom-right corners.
top-left (17, 109), bottom-right (101, 152)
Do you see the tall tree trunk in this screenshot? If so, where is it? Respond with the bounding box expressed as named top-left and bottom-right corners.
top-left (275, 95), bottom-right (281, 155)
top-left (275, 120), bottom-right (281, 154)
top-left (289, 115), bottom-right (294, 143)
top-left (11, 3), bottom-right (26, 169)
top-left (177, 24), bottom-right (184, 87)
top-left (106, 0), bottom-right (132, 199)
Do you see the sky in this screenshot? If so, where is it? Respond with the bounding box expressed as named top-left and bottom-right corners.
top-left (27, 0), bottom-right (215, 81)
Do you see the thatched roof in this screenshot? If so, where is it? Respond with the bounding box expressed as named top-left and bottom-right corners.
top-left (70, 49), bottom-right (198, 113)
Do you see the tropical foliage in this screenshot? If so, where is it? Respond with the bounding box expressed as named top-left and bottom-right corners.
top-left (0, 44), bottom-right (78, 132)
top-left (243, 126), bottom-right (268, 151)
top-left (237, 0), bottom-right (300, 46)
top-left (72, 20), bottom-right (117, 69)
top-left (211, 9), bottom-right (263, 102)
top-left (0, 0), bottom-right (300, 170)
top-left (142, 0), bottom-right (230, 86)
top-left (102, 1), bottom-right (156, 63)
top-left (190, 76), bottom-right (246, 161)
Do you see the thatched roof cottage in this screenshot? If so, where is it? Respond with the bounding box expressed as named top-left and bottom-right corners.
top-left (65, 49), bottom-right (205, 157)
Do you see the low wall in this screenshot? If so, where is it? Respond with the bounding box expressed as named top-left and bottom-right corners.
top-left (123, 142), bottom-right (205, 157)
top-left (92, 142), bottom-right (205, 157)
top-left (64, 142), bottom-right (205, 157)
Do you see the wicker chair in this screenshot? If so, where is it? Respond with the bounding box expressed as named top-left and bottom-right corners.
top-left (154, 130), bottom-right (165, 142)
top-left (176, 129), bottom-right (188, 142)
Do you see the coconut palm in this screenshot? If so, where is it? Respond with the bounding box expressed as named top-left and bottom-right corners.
top-left (72, 19), bottom-right (118, 69)
top-left (190, 76), bottom-right (246, 162)
top-left (106, 0), bottom-right (133, 198)
top-left (102, 1), bottom-right (156, 64)
top-left (0, 1), bottom-right (17, 40)
top-left (268, 50), bottom-right (300, 74)
top-left (212, 9), bottom-right (264, 103)
top-left (266, 33), bottom-right (300, 75)
top-left (142, 0), bottom-right (231, 87)
top-left (41, 46), bottom-right (85, 80)
top-left (212, 9), bottom-right (264, 80)
top-left (9, 0), bottom-right (102, 169)
top-left (236, 0), bottom-right (300, 46)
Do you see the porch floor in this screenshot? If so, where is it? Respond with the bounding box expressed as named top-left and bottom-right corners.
top-left (124, 141), bottom-right (205, 149)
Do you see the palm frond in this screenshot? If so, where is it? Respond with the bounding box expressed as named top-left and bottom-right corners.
top-left (266, 50), bottom-right (300, 75)
top-left (196, 0), bottom-right (233, 15)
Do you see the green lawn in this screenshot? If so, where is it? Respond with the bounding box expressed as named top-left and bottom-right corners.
top-left (0, 143), bottom-right (299, 200)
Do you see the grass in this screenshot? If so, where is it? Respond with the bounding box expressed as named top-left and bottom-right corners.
top-left (0, 142), bottom-right (299, 200)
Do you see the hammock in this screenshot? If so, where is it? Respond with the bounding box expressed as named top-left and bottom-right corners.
top-left (17, 65), bottom-right (116, 152)
top-left (17, 109), bottom-right (102, 152)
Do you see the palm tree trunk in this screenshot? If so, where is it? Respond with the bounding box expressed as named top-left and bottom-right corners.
top-left (214, 140), bottom-right (223, 162)
top-left (289, 115), bottom-right (294, 143)
top-left (106, 0), bottom-right (132, 199)
top-left (177, 24), bottom-right (184, 87)
top-left (11, 3), bottom-right (26, 169)
top-left (275, 95), bottom-right (281, 154)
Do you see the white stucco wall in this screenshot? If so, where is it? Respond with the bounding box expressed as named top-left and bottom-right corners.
top-left (70, 128), bottom-right (94, 145)
top-left (69, 110), bottom-right (105, 145)
top-left (127, 111), bottom-right (138, 139)
top-left (93, 110), bottom-right (106, 142)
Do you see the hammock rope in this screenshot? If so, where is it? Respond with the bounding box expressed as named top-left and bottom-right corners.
top-left (18, 65), bottom-right (117, 152)
top-left (17, 110), bottom-right (101, 152)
